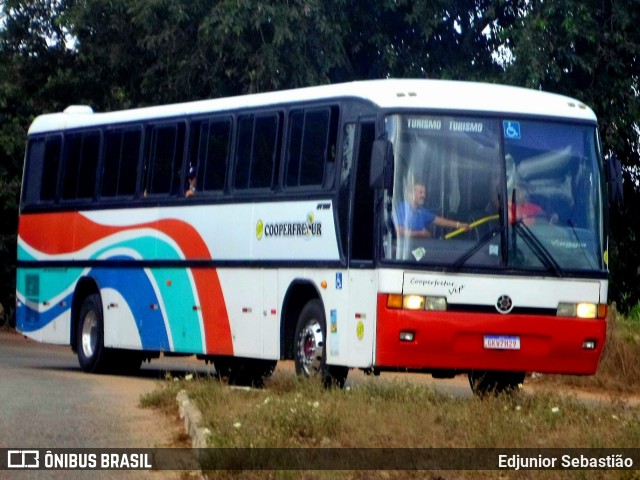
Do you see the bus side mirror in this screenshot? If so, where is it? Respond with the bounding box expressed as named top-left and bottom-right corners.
top-left (370, 139), bottom-right (394, 190)
top-left (606, 155), bottom-right (623, 205)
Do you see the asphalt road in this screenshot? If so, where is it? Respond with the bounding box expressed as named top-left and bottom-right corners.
top-left (0, 326), bottom-right (474, 480)
top-left (0, 329), bottom-right (212, 480)
top-left (2, 326), bottom-right (632, 479)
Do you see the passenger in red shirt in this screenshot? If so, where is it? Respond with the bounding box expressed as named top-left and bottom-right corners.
top-left (508, 188), bottom-right (557, 225)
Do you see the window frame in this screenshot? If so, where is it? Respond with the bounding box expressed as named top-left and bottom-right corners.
top-left (232, 111), bottom-right (283, 193)
top-left (141, 121), bottom-right (186, 198)
top-left (99, 126), bottom-right (143, 200)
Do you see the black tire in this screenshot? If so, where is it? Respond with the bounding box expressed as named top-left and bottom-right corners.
top-left (214, 356), bottom-right (276, 388)
top-left (468, 370), bottom-right (525, 396)
top-left (294, 299), bottom-right (348, 388)
top-left (76, 294), bottom-right (109, 373)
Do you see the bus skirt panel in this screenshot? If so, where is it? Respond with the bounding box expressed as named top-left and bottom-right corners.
top-left (374, 294), bottom-right (606, 375)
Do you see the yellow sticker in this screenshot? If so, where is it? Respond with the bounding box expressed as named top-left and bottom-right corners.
top-left (256, 219), bottom-right (264, 240)
top-left (356, 321), bottom-right (365, 340)
top-left (603, 250), bottom-right (608, 266)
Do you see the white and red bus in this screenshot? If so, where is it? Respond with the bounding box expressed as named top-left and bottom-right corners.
top-left (16, 79), bottom-right (610, 393)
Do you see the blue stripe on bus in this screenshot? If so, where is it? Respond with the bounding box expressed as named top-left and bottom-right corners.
top-left (91, 266), bottom-right (170, 351)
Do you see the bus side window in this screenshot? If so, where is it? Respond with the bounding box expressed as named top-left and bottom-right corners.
top-left (143, 123), bottom-right (185, 196)
top-left (234, 116), bottom-right (253, 190)
top-left (61, 131), bottom-right (100, 201)
top-left (193, 117), bottom-right (231, 193)
top-left (101, 128), bottom-right (141, 198)
top-left (285, 106), bottom-right (338, 190)
top-left (250, 113), bottom-right (280, 189)
top-left (22, 138), bottom-right (43, 205)
top-left (24, 135), bottom-right (62, 204)
top-left (234, 112), bottom-right (281, 191)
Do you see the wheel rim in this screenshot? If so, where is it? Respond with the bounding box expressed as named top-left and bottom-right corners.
top-left (81, 310), bottom-right (98, 359)
top-left (297, 318), bottom-right (324, 378)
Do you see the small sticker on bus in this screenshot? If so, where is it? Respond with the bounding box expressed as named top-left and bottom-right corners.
top-left (503, 121), bottom-right (521, 140)
top-left (356, 321), bottom-right (365, 341)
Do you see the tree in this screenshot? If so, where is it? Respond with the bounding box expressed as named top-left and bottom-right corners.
top-left (2, 0), bottom-right (640, 313)
top-left (63, 0), bottom-right (528, 104)
top-left (0, 0), bottom-right (80, 314)
top-left (64, 0), bottom-right (351, 104)
top-left (338, 0), bottom-right (525, 81)
top-left (505, 0), bottom-right (640, 311)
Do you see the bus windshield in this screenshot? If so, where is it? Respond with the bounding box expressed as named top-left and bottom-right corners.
top-left (382, 114), bottom-right (604, 273)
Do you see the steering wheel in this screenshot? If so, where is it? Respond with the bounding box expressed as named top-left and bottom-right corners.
top-left (444, 214), bottom-right (499, 240)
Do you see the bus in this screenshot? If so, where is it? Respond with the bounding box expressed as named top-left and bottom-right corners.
top-left (16, 79), bottom-right (612, 393)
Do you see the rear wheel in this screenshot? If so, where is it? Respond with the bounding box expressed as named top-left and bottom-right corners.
top-left (294, 299), bottom-right (348, 388)
top-left (468, 370), bottom-right (525, 396)
top-left (77, 294), bottom-right (109, 373)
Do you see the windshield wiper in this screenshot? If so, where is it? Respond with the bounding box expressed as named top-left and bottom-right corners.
top-left (452, 225), bottom-right (504, 269)
top-left (514, 220), bottom-right (564, 277)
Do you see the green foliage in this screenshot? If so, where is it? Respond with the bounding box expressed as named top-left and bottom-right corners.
top-left (1, 0), bottom-right (640, 311)
top-left (150, 371), bottom-right (640, 456)
top-left (504, 0), bottom-right (640, 310)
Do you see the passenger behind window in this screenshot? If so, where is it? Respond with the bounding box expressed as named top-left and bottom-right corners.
top-left (186, 166), bottom-right (196, 198)
top-left (394, 180), bottom-right (469, 238)
top-left (509, 184), bottom-right (559, 225)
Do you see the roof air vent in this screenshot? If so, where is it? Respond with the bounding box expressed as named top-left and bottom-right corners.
top-left (63, 105), bottom-right (94, 114)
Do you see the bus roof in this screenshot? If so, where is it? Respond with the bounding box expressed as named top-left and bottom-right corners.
top-left (27, 79), bottom-right (597, 135)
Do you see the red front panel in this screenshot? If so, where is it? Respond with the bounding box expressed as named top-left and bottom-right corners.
top-left (375, 295), bottom-right (606, 374)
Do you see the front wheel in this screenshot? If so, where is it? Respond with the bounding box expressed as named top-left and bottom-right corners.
top-left (468, 370), bottom-right (525, 396)
top-left (294, 299), bottom-right (348, 388)
top-left (77, 294), bottom-right (109, 373)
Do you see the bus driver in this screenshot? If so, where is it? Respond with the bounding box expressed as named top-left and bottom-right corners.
top-left (394, 180), bottom-right (469, 238)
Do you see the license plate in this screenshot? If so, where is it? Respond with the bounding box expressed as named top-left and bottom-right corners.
top-left (483, 335), bottom-right (520, 350)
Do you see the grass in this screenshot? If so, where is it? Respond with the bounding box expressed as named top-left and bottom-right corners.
top-left (138, 306), bottom-right (640, 478)
top-left (143, 371), bottom-right (640, 480)
top-left (159, 373), bottom-right (639, 449)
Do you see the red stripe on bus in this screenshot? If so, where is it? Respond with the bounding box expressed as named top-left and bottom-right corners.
top-left (20, 212), bottom-right (234, 355)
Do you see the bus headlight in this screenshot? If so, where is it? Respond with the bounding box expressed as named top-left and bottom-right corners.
top-left (557, 303), bottom-right (606, 319)
top-left (425, 297), bottom-right (447, 311)
top-left (387, 294), bottom-right (447, 311)
top-left (403, 295), bottom-right (425, 310)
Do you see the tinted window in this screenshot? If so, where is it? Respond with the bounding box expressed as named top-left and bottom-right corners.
top-left (101, 128), bottom-right (141, 198)
top-left (234, 113), bottom-right (281, 190)
top-left (286, 111), bottom-right (304, 187)
top-left (23, 135), bottom-right (62, 204)
top-left (41, 137), bottom-right (62, 201)
top-left (143, 123), bottom-right (185, 196)
top-left (251, 115), bottom-right (278, 189)
top-left (62, 131), bottom-right (100, 200)
top-left (193, 118), bottom-right (231, 192)
top-left (286, 107), bottom-right (338, 188)
top-left (234, 117), bottom-right (253, 189)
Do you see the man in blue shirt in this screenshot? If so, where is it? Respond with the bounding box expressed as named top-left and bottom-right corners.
top-left (395, 181), bottom-right (469, 238)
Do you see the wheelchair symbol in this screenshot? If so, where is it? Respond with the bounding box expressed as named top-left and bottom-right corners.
top-left (503, 121), bottom-right (521, 140)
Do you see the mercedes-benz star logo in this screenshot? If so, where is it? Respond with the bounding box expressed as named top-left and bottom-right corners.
top-left (495, 295), bottom-right (514, 314)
